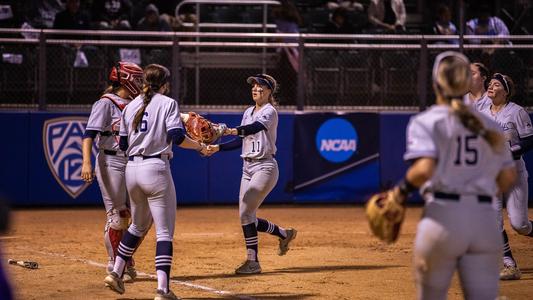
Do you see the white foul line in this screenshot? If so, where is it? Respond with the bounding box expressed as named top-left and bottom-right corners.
top-left (21, 248), bottom-right (257, 300)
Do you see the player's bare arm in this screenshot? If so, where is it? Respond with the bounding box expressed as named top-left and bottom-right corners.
top-left (81, 137), bottom-right (95, 182)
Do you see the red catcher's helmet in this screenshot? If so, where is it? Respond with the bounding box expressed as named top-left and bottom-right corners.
top-left (109, 61), bottom-right (144, 99)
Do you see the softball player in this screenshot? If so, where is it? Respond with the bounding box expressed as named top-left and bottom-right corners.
top-left (81, 61), bottom-right (143, 282)
top-left (208, 74), bottom-right (297, 274)
top-left (466, 62), bottom-right (491, 111)
top-left (479, 73), bottom-right (533, 280)
top-left (104, 64), bottom-right (206, 300)
top-left (398, 51), bottom-right (516, 299)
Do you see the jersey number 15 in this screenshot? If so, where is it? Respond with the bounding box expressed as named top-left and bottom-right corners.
top-left (454, 134), bottom-right (478, 166)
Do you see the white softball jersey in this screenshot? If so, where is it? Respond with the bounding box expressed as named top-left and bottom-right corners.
top-left (86, 93), bottom-right (130, 151)
top-left (404, 105), bottom-right (514, 197)
top-left (240, 103), bottom-right (278, 159)
top-left (120, 93), bottom-right (183, 158)
top-left (479, 101), bottom-right (533, 173)
top-left (472, 93), bottom-right (491, 112)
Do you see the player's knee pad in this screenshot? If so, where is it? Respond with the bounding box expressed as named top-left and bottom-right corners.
top-left (510, 219), bottom-right (532, 236)
top-left (106, 208), bottom-right (131, 231)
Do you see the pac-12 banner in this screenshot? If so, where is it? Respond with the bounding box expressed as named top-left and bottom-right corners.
top-left (293, 113), bottom-right (380, 203)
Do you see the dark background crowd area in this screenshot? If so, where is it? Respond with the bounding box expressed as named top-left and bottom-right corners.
top-left (0, 0), bottom-right (531, 35)
top-left (0, 0), bottom-right (532, 107)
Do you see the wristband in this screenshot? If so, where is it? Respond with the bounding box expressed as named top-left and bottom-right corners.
top-left (397, 178), bottom-right (416, 196)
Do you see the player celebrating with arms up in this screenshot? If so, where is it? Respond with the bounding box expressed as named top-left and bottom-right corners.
top-left (207, 74), bottom-right (297, 274)
top-left (81, 61), bottom-right (143, 282)
top-left (479, 73), bottom-right (533, 280)
top-left (104, 64), bottom-right (207, 300)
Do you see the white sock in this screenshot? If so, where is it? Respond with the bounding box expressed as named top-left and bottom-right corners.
top-left (279, 227), bottom-right (287, 239)
top-left (157, 270), bottom-right (169, 293)
top-left (246, 249), bottom-right (257, 261)
top-left (113, 256), bottom-right (127, 277)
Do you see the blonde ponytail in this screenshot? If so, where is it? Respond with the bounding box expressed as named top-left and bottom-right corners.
top-left (450, 99), bottom-right (504, 152)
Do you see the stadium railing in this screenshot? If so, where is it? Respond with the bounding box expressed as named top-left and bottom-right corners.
top-left (0, 28), bottom-right (532, 111)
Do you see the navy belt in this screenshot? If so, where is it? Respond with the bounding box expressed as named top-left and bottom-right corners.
top-left (128, 154), bottom-right (162, 161)
top-left (243, 155), bottom-right (274, 162)
top-left (100, 131), bottom-right (119, 137)
top-left (433, 191), bottom-right (492, 203)
top-left (103, 150), bottom-right (126, 157)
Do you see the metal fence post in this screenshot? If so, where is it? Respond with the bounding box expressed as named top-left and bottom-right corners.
top-left (195, 3), bottom-right (200, 105)
top-left (459, 0), bottom-right (464, 53)
top-left (261, 3), bottom-right (267, 74)
top-left (417, 38), bottom-right (428, 111)
top-left (38, 30), bottom-right (47, 111)
top-left (171, 34), bottom-right (181, 102)
top-left (296, 34), bottom-right (305, 111)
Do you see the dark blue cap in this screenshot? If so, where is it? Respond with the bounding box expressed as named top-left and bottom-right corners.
top-left (246, 74), bottom-right (275, 90)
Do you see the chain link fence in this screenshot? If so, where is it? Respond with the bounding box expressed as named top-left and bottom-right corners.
top-left (0, 30), bottom-right (532, 110)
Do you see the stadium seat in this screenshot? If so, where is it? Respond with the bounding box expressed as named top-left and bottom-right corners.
top-left (306, 50), bottom-right (341, 105)
top-left (72, 47), bottom-right (106, 101)
top-left (339, 51), bottom-right (372, 105)
top-left (302, 7), bottom-right (329, 33)
top-left (0, 45), bottom-right (36, 103)
top-left (380, 51), bottom-right (418, 106)
top-left (142, 48), bottom-right (171, 68)
top-left (46, 46), bottom-right (74, 103)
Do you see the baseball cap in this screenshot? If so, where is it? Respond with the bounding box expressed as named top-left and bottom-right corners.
top-left (246, 74), bottom-right (275, 90)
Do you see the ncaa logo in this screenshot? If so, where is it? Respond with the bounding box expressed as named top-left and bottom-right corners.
top-left (43, 117), bottom-right (97, 198)
top-left (315, 118), bottom-right (358, 163)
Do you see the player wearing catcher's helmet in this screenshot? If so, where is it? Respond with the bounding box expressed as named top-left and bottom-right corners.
top-left (479, 73), bottom-right (533, 280)
top-left (207, 74), bottom-right (297, 274)
top-left (104, 64), bottom-right (207, 300)
top-left (82, 61), bottom-right (143, 282)
top-left (367, 52), bottom-right (517, 299)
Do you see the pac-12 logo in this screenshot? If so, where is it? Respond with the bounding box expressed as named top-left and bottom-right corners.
top-left (315, 118), bottom-right (358, 163)
top-left (43, 117), bottom-right (97, 198)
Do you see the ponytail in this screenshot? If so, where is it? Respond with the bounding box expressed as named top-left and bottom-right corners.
top-left (450, 99), bottom-right (504, 152)
top-left (132, 85), bottom-right (155, 132)
top-left (101, 83), bottom-right (121, 99)
top-left (131, 64), bottom-right (170, 132)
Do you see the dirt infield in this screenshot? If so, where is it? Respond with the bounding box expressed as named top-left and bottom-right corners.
top-left (2, 206), bottom-right (532, 299)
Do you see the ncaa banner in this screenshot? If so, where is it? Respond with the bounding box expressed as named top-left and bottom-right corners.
top-left (42, 116), bottom-right (97, 198)
top-left (293, 113), bottom-right (380, 203)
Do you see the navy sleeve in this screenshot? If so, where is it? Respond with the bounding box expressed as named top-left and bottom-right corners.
top-left (236, 121), bottom-right (266, 136)
top-left (513, 135), bottom-right (533, 158)
top-left (167, 128), bottom-right (186, 145)
top-left (219, 138), bottom-right (243, 151)
top-left (82, 129), bottom-right (98, 139)
top-left (119, 136), bottom-right (129, 151)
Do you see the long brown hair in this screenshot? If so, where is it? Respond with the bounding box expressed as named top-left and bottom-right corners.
top-left (132, 64), bottom-right (170, 132)
top-left (101, 84), bottom-right (121, 97)
top-left (433, 52), bottom-right (504, 152)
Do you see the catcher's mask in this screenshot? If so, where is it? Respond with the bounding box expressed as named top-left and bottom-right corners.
top-left (246, 74), bottom-right (277, 91)
top-left (109, 61), bottom-right (144, 99)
